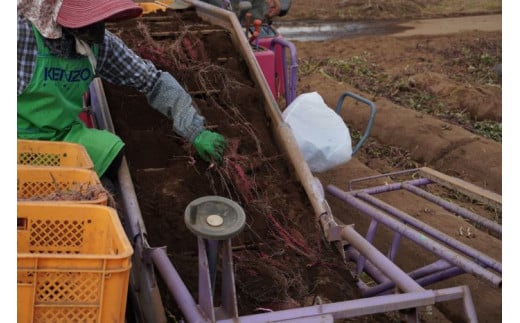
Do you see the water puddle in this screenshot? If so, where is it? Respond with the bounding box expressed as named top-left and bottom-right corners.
top-left (271, 15), bottom-right (500, 42)
top-left (272, 20), bottom-right (410, 42)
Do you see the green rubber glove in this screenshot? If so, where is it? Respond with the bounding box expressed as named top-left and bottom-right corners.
top-left (193, 130), bottom-right (226, 163)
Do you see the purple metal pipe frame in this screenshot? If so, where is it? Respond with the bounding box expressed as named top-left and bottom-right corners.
top-left (357, 191), bottom-right (501, 273)
top-left (327, 184), bottom-right (502, 288)
top-left (346, 173), bottom-right (501, 282)
top-left (338, 225), bottom-right (476, 322)
top-left (150, 223), bottom-right (478, 322)
top-left (345, 248), bottom-right (387, 285)
top-left (341, 225), bottom-right (424, 293)
top-left (348, 226), bottom-right (489, 294)
top-left (348, 176), bottom-right (500, 234)
top-left (366, 267), bottom-right (465, 298)
top-left (217, 291), bottom-right (437, 322)
top-left (89, 80), bottom-right (168, 323)
top-left (118, 158), bottom-right (168, 323)
top-left (151, 234), bottom-right (240, 322)
top-left (337, 223), bottom-right (477, 322)
top-left (214, 288), bottom-right (477, 322)
top-left (401, 183), bottom-right (501, 235)
top-left (149, 247), bottom-right (210, 322)
top-left (198, 238), bottom-right (216, 322)
top-left (197, 237), bottom-right (239, 321)
top-left (269, 37), bottom-right (298, 105)
top-left (348, 244), bottom-right (465, 297)
top-left (348, 169), bottom-right (420, 191)
top-left (355, 219), bottom-right (379, 277)
top-left (145, 192), bottom-right (479, 322)
top-left (347, 247), bottom-right (455, 290)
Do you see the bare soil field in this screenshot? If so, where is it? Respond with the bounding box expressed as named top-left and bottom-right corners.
top-left (102, 1), bottom-right (502, 322)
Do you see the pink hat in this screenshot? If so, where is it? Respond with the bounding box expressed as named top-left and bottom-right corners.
top-left (57, 0), bottom-right (143, 28)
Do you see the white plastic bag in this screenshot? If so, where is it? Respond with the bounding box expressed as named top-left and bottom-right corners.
top-left (282, 92), bottom-right (352, 172)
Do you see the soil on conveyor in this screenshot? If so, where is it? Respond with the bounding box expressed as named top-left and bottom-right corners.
top-left (103, 8), bottom-right (398, 323)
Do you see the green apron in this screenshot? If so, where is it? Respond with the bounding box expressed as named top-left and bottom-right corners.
top-left (17, 25), bottom-right (124, 177)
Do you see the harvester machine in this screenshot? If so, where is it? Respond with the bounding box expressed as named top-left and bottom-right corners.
top-left (77, 1), bottom-right (501, 322)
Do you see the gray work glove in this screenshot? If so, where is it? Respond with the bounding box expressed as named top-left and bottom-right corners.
top-left (146, 72), bottom-right (205, 142)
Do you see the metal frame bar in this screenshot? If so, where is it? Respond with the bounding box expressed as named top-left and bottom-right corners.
top-left (89, 80), bottom-right (168, 323)
top-left (334, 92), bottom-right (377, 156)
top-left (150, 224), bottom-right (478, 323)
top-left (269, 37), bottom-right (298, 105)
top-left (325, 169), bottom-right (502, 293)
top-left (326, 185), bottom-right (501, 287)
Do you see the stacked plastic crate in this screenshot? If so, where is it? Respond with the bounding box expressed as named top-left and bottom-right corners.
top-left (17, 139), bottom-right (133, 323)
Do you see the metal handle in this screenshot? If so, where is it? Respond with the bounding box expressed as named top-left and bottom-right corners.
top-left (334, 92), bottom-right (376, 156)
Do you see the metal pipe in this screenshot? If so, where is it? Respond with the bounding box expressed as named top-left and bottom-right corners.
top-left (352, 253), bottom-right (463, 297)
top-left (348, 169), bottom-right (422, 191)
top-left (340, 225), bottom-right (424, 293)
top-left (205, 239), bottom-right (219, 294)
top-left (334, 92), bottom-right (377, 156)
top-left (149, 247), bottom-right (210, 323)
top-left (407, 259), bottom-right (453, 280)
top-left (345, 247), bottom-right (389, 285)
top-left (90, 79), bottom-right (168, 323)
top-left (357, 191), bottom-right (502, 273)
top-left (350, 178), bottom-right (431, 195)
top-left (221, 239), bottom-right (239, 319)
top-left (327, 185), bottom-right (502, 287)
top-left (402, 183), bottom-right (501, 235)
top-left (347, 174), bottom-right (500, 235)
top-left (350, 249), bottom-right (459, 298)
top-left (357, 219), bottom-right (379, 276)
top-left (216, 290), bottom-right (437, 322)
top-left (269, 37), bottom-right (298, 105)
top-left (198, 238), bottom-right (216, 322)
top-left (363, 261), bottom-right (461, 297)
top-left (461, 286), bottom-right (479, 323)
top-left (434, 286), bottom-right (478, 323)
top-left (414, 266), bottom-right (465, 289)
top-left (418, 166), bottom-right (501, 211)
top-left (388, 231), bottom-right (402, 261)
top-left (348, 249), bottom-right (454, 296)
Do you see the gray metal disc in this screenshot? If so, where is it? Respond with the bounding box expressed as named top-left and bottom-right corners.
top-left (184, 196), bottom-right (246, 240)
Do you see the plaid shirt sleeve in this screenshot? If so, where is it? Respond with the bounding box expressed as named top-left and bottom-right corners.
top-left (96, 30), bottom-right (161, 93)
top-left (17, 16), bottom-right (37, 95)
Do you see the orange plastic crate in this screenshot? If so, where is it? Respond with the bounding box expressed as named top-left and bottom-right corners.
top-left (17, 166), bottom-right (108, 205)
top-left (17, 203), bottom-right (133, 323)
top-left (17, 139), bottom-right (94, 169)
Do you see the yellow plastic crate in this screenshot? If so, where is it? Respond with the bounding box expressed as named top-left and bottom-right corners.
top-left (18, 166), bottom-right (108, 205)
top-left (17, 139), bottom-right (94, 169)
top-left (17, 203), bottom-right (133, 323)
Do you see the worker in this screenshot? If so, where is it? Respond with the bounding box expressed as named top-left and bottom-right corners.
top-left (17, 0), bottom-right (226, 186)
top-left (200, 0), bottom-right (281, 23)
top-left (264, 0), bottom-right (282, 20)
top-left (242, 0), bottom-right (281, 21)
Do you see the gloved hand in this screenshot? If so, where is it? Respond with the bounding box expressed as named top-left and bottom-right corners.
top-left (193, 130), bottom-right (226, 163)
